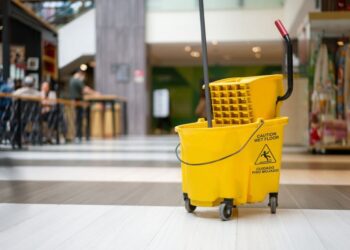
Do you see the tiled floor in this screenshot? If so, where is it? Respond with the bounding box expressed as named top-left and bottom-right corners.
top-left (2, 204), bottom-right (349, 250)
top-left (0, 136), bottom-right (350, 249)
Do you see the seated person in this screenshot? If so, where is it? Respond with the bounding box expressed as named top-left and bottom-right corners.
top-left (41, 81), bottom-right (57, 112)
top-left (41, 81), bottom-right (57, 143)
top-left (13, 76), bottom-right (41, 144)
top-left (13, 76), bottom-right (40, 97)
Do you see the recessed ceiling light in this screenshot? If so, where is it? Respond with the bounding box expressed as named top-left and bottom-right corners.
top-left (337, 41), bottom-right (345, 46)
top-left (190, 51), bottom-right (200, 58)
top-left (252, 46), bottom-right (262, 53)
top-left (184, 46), bottom-right (192, 52)
top-left (212, 40), bottom-right (218, 46)
top-left (80, 64), bottom-right (88, 71)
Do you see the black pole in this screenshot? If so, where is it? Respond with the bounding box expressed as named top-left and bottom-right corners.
top-left (2, 0), bottom-right (11, 82)
top-left (123, 101), bottom-right (128, 135)
top-left (198, 0), bottom-right (212, 127)
top-left (55, 103), bottom-right (60, 145)
top-left (111, 100), bottom-right (116, 137)
top-left (277, 35), bottom-right (293, 102)
top-left (85, 102), bottom-right (91, 141)
top-left (16, 100), bottom-right (22, 149)
top-left (274, 20), bottom-right (293, 103)
top-left (38, 103), bottom-right (43, 145)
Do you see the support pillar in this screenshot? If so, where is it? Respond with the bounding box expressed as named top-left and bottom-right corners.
top-left (95, 0), bottom-right (148, 135)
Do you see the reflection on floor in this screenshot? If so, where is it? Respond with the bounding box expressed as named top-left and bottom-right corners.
top-left (0, 136), bottom-right (350, 249)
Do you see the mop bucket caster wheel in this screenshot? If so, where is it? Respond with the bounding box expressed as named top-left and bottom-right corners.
top-left (268, 194), bottom-right (278, 214)
top-left (184, 198), bottom-right (196, 213)
top-left (219, 200), bottom-right (233, 221)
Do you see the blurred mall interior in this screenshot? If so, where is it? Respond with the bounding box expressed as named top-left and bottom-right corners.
top-left (1, 0), bottom-right (350, 249)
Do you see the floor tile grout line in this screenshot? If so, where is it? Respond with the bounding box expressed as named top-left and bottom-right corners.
top-left (331, 186), bottom-right (350, 204)
top-left (284, 185), bottom-right (303, 209)
top-left (300, 209), bottom-right (328, 250)
top-left (277, 209), bottom-right (303, 250)
top-left (334, 210), bottom-right (350, 227)
top-left (52, 205), bottom-right (121, 250)
top-left (185, 217), bottom-right (202, 250)
top-left (145, 207), bottom-right (177, 249)
top-left (0, 204), bottom-right (67, 234)
top-left (234, 208), bottom-right (239, 250)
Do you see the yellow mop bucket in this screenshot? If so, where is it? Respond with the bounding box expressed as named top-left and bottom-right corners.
top-left (175, 117), bottom-right (288, 214)
top-left (175, 1), bottom-right (293, 221)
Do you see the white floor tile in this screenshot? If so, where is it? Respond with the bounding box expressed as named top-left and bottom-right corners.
top-left (1, 204), bottom-right (349, 250)
top-left (0, 151), bottom-right (178, 161)
top-left (0, 204), bottom-right (112, 250)
top-left (2, 166), bottom-right (350, 186)
top-left (0, 204), bottom-right (53, 232)
top-left (302, 209), bottom-right (350, 250)
top-left (236, 208), bottom-right (325, 250)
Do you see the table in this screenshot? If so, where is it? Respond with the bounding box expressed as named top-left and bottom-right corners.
top-left (84, 95), bottom-right (127, 139)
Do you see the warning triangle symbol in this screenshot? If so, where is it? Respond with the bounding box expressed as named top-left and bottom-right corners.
top-left (255, 144), bottom-right (276, 165)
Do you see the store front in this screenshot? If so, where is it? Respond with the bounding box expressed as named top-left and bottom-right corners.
top-left (0, 0), bottom-right (58, 88)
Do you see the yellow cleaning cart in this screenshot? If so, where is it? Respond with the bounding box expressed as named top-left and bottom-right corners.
top-left (175, 0), bottom-right (293, 221)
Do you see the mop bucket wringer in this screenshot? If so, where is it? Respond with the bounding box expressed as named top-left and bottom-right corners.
top-left (175, 2), bottom-right (294, 221)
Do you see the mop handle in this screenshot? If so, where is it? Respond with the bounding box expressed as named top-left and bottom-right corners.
top-left (275, 20), bottom-right (293, 103)
top-left (198, 0), bottom-right (213, 127)
top-left (275, 20), bottom-right (288, 37)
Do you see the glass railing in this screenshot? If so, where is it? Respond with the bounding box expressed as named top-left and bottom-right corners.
top-left (146, 0), bottom-right (285, 12)
top-left (25, 0), bottom-right (283, 26)
top-left (24, 0), bottom-right (95, 27)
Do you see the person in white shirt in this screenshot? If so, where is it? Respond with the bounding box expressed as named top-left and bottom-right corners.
top-left (13, 76), bottom-right (40, 97)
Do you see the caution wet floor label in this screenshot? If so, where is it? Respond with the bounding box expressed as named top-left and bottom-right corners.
top-left (255, 144), bottom-right (276, 165)
top-left (252, 144), bottom-right (279, 175)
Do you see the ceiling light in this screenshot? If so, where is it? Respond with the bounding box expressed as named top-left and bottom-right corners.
top-left (212, 40), bottom-right (219, 46)
top-left (0, 26), bottom-right (3, 31)
top-left (184, 46), bottom-right (192, 52)
top-left (337, 40), bottom-right (345, 46)
top-left (80, 64), bottom-right (88, 71)
top-left (190, 51), bottom-right (200, 58)
top-left (252, 46), bottom-right (262, 53)
top-left (255, 53), bottom-right (262, 59)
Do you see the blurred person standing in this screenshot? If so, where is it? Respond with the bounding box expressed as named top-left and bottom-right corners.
top-left (68, 70), bottom-right (98, 142)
